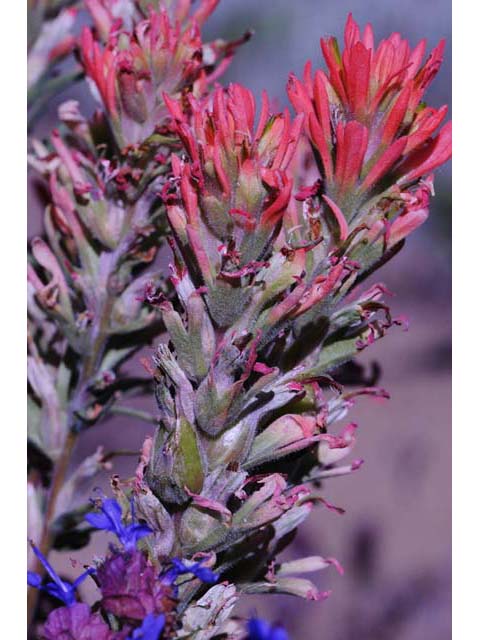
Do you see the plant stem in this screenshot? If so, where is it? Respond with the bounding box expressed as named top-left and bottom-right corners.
top-left (27, 430), bottom-right (77, 623)
top-left (27, 293), bottom-right (114, 626)
top-left (27, 204), bottom-right (141, 627)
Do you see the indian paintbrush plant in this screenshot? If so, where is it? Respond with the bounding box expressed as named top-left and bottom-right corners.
top-left (27, 3), bottom-right (451, 638)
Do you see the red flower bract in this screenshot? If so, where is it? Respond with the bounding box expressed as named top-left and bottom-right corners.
top-left (80, 4), bottom-right (227, 148)
top-left (287, 13), bottom-right (451, 236)
top-left (165, 84), bottom-right (303, 317)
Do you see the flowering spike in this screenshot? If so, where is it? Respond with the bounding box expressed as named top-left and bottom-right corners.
top-left (166, 83), bottom-right (301, 327)
top-left (288, 13), bottom-right (451, 259)
top-left (27, 9), bottom-right (452, 638)
top-left (79, 7), bottom-right (229, 147)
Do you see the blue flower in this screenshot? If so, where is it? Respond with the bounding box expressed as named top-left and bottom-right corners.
top-left (163, 557), bottom-right (219, 585)
top-left (128, 613), bottom-right (165, 640)
top-left (27, 543), bottom-right (95, 607)
top-left (247, 618), bottom-right (289, 640)
top-left (85, 497), bottom-right (152, 550)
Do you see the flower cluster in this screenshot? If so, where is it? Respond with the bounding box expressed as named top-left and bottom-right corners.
top-left (27, 4), bottom-right (451, 639)
top-left (80, 1), bottom-right (243, 147)
top-left (29, 498), bottom-right (218, 639)
top-left (27, 105), bottom-right (165, 472)
top-left (165, 83), bottom-right (303, 327)
top-left (287, 14), bottom-right (451, 255)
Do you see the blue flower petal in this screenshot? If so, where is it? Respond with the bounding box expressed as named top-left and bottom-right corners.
top-left (129, 613), bottom-right (165, 640)
top-left (27, 571), bottom-right (42, 588)
top-left (127, 524), bottom-right (153, 548)
top-left (85, 512), bottom-right (114, 531)
top-left (248, 618), bottom-right (271, 640)
top-left (247, 618), bottom-right (289, 640)
top-left (72, 567), bottom-right (96, 590)
top-left (100, 498), bottom-right (123, 527)
top-left (31, 543), bottom-right (64, 588)
top-left (86, 497), bottom-right (152, 550)
top-left (27, 543), bottom-right (94, 607)
top-left (167, 558), bottom-right (218, 584)
top-left (189, 563), bottom-right (219, 583)
top-left (44, 581), bottom-right (77, 606)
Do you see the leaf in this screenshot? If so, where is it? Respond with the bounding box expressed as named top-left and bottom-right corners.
top-left (297, 333), bottom-right (365, 378)
top-left (28, 355), bottom-right (67, 457)
top-left (177, 417), bottom-right (205, 496)
top-left (134, 489), bottom-right (175, 557)
top-left (272, 502), bottom-right (313, 541)
top-left (244, 414), bottom-right (320, 469)
top-left (179, 468), bottom-right (246, 552)
top-left (178, 584), bottom-right (239, 639)
top-left (239, 577), bottom-right (331, 601)
top-left (27, 483), bottom-right (44, 569)
top-left (100, 347), bottom-right (136, 372)
top-left (277, 555), bottom-right (343, 576)
top-left (54, 447), bottom-right (109, 519)
top-left (27, 395), bottom-right (43, 453)
top-left (51, 504), bottom-right (93, 551)
top-left (53, 524), bottom-right (93, 551)
top-left (28, 71), bottom-right (83, 130)
top-left (232, 474), bottom-right (291, 533)
top-left (147, 417), bottom-right (205, 505)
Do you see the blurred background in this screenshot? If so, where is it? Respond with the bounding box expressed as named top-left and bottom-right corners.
top-left (28, 1), bottom-right (452, 638)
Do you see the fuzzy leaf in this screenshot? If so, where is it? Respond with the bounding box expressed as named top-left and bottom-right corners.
top-left (240, 577), bottom-right (330, 601)
top-left (178, 584), bottom-right (239, 640)
top-left (147, 417), bottom-right (205, 505)
top-left (277, 555), bottom-right (343, 576)
top-left (244, 414), bottom-right (320, 469)
top-left (134, 489), bottom-right (175, 557)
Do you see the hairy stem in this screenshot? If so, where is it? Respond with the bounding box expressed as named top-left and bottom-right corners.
top-left (28, 200), bottom-right (144, 625)
top-left (28, 346), bottom-right (110, 628)
top-left (27, 276), bottom-right (117, 625)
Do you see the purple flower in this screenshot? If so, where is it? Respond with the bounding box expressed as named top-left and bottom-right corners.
top-left (128, 613), bottom-right (165, 640)
top-left (247, 618), bottom-right (289, 640)
top-left (97, 550), bottom-right (176, 621)
top-left (85, 497), bottom-right (152, 550)
top-left (163, 557), bottom-right (219, 585)
top-left (42, 603), bottom-right (113, 640)
top-left (27, 543), bottom-right (95, 607)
